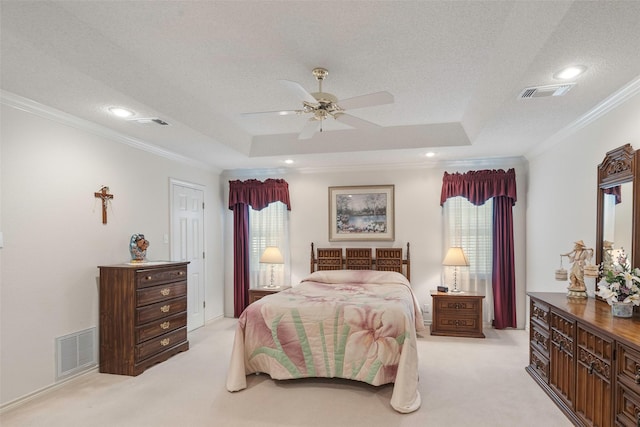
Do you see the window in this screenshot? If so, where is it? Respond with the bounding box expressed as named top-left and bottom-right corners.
top-left (249, 202), bottom-right (290, 288)
top-left (443, 196), bottom-right (493, 322)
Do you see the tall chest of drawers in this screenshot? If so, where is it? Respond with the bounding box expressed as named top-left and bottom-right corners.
top-left (99, 261), bottom-right (190, 376)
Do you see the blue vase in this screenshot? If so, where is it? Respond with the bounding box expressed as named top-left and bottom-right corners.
top-left (611, 301), bottom-right (633, 318)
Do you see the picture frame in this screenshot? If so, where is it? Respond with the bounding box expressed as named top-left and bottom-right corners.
top-left (328, 185), bottom-right (395, 241)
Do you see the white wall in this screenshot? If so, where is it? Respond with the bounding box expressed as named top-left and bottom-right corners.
top-left (527, 92), bottom-right (640, 295)
top-left (0, 104), bottom-right (225, 405)
top-left (223, 160), bottom-right (528, 329)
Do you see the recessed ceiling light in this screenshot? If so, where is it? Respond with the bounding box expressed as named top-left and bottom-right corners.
top-left (284, 159), bottom-right (294, 164)
top-left (108, 107), bottom-right (134, 118)
top-left (554, 65), bottom-right (586, 80)
top-left (425, 152), bottom-right (435, 158)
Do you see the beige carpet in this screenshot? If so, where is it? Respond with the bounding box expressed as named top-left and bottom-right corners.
top-left (1, 318), bottom-right (572, 427)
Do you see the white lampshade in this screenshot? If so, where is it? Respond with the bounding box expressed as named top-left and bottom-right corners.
top-left (443, 247), bottom-right (469, 267)
top-left (260, 246), bottom-right (284, 264)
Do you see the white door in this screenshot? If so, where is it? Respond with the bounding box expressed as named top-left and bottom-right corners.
top-left (170, 180), bottom-right (205, 331)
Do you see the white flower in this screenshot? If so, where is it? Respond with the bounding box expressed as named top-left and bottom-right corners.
top-left (597, 286), bottom-right (617, 304)
top-left (600, 264), bottom-right (640, 307)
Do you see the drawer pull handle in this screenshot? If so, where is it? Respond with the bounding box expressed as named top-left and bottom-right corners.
top-left (178, 271), bottom-right (184, 276)
top-left (160, 338), bottom-right (170, 347)
top-left (635, 366), bottom-right (640, 384)
top-left (160, 321), bottom-right (170, 330)
top-left (160, 305), bottom-right (170, 313)
top-left (146, 275), bottom-right (152, 281)
top-left (160, 288), bottom-right (171, 296)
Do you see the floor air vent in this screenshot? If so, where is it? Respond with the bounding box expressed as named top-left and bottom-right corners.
top-left (56, 327), bottom-right (97, 380)
top-left (518, 83), bottom-right (576, 99)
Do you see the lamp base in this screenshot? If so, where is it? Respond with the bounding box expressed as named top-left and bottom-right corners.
top-left (262, 285), bottom-right (281, 290)
top-left (450, 288), bottom-right (463, 293)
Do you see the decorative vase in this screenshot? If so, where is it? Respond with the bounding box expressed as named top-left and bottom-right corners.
top-left (611, 301), bottom-right (633, 318)
top-left (129, 233), bottom-right (149, 262)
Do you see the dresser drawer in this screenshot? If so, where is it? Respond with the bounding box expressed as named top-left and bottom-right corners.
top-left (530, 298), bottom-right (550, 329)
top-left (530, 347), bottom-right (550, 383)
top-left (618, 343), bottom-right (640, 394)
top-left (433, 315), bottom-right (481, 333)
top-left (615, 382), bottom-right (640, 427)
top-left (531, 322), bottom-right (550, 357)
top-left (136, 266), bottom-right (187, 289)
top-left (136, 297), bottom-right (187, 325)
top-left (136, 312), bottom-right (187, 343)
top-left (135, 327), bottom-right (187, 362)
top-left (434, 297), bottom-right (481, 314)
top-left (137, 281), bottom-right (187, 307)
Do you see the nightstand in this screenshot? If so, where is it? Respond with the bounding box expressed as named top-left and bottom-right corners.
top-left (430, 291), bottom-right (485, 338)
top-left (248, 286), bottom-right (290, 304)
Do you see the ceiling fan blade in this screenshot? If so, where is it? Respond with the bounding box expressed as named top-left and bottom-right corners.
top-left (279, 80), bottom-right (318, 104)
top-left (334, 113), bottom-right (380, 130)
top-left (298, 119), bottom-right (320, 140)
top-left (338, 91), bottom-right (394, 110)
top-left (241, 109), bottom-right (302, 117)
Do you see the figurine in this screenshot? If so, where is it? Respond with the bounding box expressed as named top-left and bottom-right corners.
top-left (561, 240), bottom-right (593, 298)
top-left (602, 240), bottom-right (614, 273)
top-left (129, 233), bottom-right (149, 261)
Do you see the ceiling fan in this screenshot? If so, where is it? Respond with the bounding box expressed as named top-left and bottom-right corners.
top-left (244, 67), bottom-right (394, 140)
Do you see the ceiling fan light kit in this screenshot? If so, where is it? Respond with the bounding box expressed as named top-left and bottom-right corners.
top-left (245, 67), bottom-right (394, 139)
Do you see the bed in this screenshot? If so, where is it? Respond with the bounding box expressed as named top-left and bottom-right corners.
top-left (226, 243), bottom-right (425, 413)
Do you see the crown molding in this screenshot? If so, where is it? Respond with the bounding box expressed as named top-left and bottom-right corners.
top-left (222, 155), bottom-right (527, 177)
top-left (0, 90), bottom-right (219, 173)
top-left (526, 75), bottom-right (640, 160)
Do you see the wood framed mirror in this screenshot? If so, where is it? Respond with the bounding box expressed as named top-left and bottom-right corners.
top-left (595, 144), bottom-right (640, 274)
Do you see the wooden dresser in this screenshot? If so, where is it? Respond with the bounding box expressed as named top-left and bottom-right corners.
top-left (430, 291), bottom-right (485, 338)
top-left (98, 261), bottom-right (190, 376)
top-left (527, 292), bottom-right (640, 427)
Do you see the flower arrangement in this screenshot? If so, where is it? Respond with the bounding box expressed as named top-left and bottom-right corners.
top-left (597, 250), bottom-right (640, 306)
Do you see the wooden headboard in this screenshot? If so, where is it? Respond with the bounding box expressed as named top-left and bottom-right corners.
top-left (310, 243), bottom-right (411, 281)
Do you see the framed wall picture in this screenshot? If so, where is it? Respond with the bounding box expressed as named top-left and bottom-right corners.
top-left (328, 185), bottom-right (395, 241)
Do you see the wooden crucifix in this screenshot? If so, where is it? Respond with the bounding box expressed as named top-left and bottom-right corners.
top-left (94, 186), bottom-right (114, 224)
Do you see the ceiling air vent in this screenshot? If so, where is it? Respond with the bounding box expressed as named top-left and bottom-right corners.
top-left (518, 83), bottom-right (576, 99)
top-left (127, 117), bottom-right (170, 125)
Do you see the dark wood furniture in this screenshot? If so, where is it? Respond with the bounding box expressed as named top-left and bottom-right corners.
top-left (430, 291), bottom-right (485, 338)
top-left (98, 261), bottom-right (190, 376)
top-left (248, 286), bottom-right (291, 304)
top-left (310, 242), bottom-right (410, 280)
top-left (527, 292), bottom-right (640, 427)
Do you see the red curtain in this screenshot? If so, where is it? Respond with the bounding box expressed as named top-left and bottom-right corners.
top-left (440, 168), bottom-right (517, 329)
top-left (228, 179), bottom-right (291, 317)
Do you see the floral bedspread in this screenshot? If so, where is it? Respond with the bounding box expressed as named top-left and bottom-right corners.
top-left (226, 270), bottom-right (425, 413)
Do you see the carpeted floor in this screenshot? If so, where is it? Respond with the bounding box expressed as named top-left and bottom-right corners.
top-left (1, 317), bottom-right (572, 427)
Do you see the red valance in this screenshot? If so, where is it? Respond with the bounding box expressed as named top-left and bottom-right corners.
top-left (228, 178), bottom-right (291, 211)
top-left (440, 168), bottom-right (517, 206)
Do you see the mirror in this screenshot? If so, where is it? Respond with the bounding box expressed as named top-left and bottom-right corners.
top-left (596, 144), bottom-right (640, 272)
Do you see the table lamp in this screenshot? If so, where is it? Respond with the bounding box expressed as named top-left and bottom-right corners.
top-left (260, 246), bottom-right (284, 289)
top-left (443, 247), bottom-right (469, 293)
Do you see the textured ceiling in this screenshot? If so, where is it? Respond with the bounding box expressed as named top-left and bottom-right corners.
top-left (2, 1), bottom-right (640, 172)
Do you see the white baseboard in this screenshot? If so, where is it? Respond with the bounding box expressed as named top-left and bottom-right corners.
top-left (0, 367), bottom-right (98, 413)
